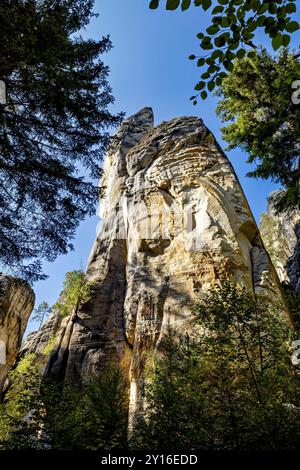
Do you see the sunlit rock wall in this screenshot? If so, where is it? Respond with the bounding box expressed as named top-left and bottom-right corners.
top-left (45, 108), bottom-right (290, 420)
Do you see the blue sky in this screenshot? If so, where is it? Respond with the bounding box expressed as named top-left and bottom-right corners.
top-left (27, 0), bottom-right (299, 334)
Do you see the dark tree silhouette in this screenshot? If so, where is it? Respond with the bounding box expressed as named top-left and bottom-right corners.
top-left (0, 0), bottom-right (123, 281)
top-left (31, 302), bottom-right (52, 330)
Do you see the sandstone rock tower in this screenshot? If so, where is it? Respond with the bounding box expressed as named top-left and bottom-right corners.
top-left (260, 189), bottom-right (300, 292)
top-left (45, 108), bottom-right (290, 418)
top-left (0, 275), bottom-right (35, 392)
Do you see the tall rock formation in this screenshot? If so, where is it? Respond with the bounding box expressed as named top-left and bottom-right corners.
top-left (19, 309), bottom-right (66, 373)
top-left (260, 189), bottom-right (300, 292)
top-left (45, 108), bottom-right (290, 419)
top-left (0, 275), bottom-right (35, 392)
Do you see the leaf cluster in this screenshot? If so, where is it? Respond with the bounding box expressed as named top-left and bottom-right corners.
top-left (53, 269), bottom-right (93, 317)
top-left (149, 0), bottom-right (299, 101)
top-left (0, 359), bottom-right (128, 450)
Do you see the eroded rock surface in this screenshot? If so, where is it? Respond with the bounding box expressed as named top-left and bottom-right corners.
top-left (0, 274), bottom-right (35, 391)
top-left (45, 108), bottom-right (290, 419)
top-left (260, 190), bottom-right (300, 292)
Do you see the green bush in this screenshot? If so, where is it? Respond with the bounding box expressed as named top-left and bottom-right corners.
top-left (131, 279), bottom-right (300, 450)
top-left (0, 361), bottom-right (128, 450)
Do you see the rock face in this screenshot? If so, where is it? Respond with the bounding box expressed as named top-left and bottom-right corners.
top-left (260, 190), bottom-right (300, 292)
top-left (45, 108), bottom-right (290, 419)
top-left (20, 309), bottom-right (66, 373)
top-left (0, 275), bottom-right (35, 392)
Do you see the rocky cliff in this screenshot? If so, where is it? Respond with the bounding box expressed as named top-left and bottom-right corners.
top-left (20, 309), bottom-right (66, 373)
top-left (260, 189), bottom-right (300, 292)
top-left (44, 108), bottom-right (290, 419)
top-left (0, 275), bottom-right (35, 392)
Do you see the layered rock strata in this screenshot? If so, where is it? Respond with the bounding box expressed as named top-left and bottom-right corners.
top-left (260, 189), bottom-right (300, 292)
top-left (44, 108), bottom-right (291, 419)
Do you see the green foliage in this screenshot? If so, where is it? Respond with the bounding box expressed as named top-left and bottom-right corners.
top-left (149, 0), bottom-right (299, 101)
top-left (0, 0), bottom-right (123, 281)
top-left (31, 302), bottom-right (52, 330)
top-left (131, 279), bottom-right (300, 450)
top-left (0, 361), bottom-right (128, 450)
top-left (2, 281), bottom-right (300, 451)
top-left (40, 366), bottom-right (128, 450)
top-left (216, 48), bottom-right (300, 212)
top-left (53, 269), bottom-right (92, 317)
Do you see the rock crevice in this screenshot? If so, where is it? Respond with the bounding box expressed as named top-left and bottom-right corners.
top-left (0, 274), bottom-right (35, 392)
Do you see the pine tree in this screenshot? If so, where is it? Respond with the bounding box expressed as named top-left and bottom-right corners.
top-left (53, 269), bottom-right (92, 317)
top-left (0, 0), bottom-right (123, 281)
top-left (149, 0), bottom-right (299, 101)
top-left (131, 280), bottom-right (300, 450)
